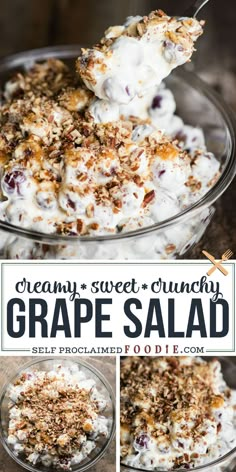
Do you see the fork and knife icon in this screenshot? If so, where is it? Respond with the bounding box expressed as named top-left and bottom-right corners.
top-left (202, 249), bottom-right (233, 276)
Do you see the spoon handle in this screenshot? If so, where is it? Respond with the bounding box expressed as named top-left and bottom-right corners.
top-left (184, 0), bottom-right (210, 18)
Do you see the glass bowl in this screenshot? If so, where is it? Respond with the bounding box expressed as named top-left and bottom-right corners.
top-left (120, 356), bottom-right (236, 472)
top-left (0, 357), bottom-right (116, 472)
top-left (0, 45), bottom-right (235, 260)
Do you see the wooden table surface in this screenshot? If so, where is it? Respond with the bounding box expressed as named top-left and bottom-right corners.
top-left (0, 0), bottom-right (235, 258)
top-left (0, 356), bottom-right (116, 472)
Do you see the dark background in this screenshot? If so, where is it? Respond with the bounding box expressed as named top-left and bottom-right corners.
top-left (0, 0), bottom-right (235, 257)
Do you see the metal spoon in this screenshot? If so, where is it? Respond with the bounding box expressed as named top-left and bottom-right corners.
top-left (179, 0), bottom-right (210, 20)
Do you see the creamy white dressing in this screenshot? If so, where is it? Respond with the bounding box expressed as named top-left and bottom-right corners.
top-left (78, 12), bottom-right (203, 104)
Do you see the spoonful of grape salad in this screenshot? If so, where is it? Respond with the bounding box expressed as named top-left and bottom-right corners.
top-left (76, 9), bottom-right (205, 105)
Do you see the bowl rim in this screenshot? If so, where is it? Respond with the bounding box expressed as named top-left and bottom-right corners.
top-left (0, 45), bottom-right (235, 244)
top-left (0, 356), bottom-right (116, 472)
top-left (120, 356), bottom-right (236, 472)
top-left (120, 446), bottom-right (236, 472)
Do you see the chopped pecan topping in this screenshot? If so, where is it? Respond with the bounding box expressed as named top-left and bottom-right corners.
top-left (142, 190), bottom-right (155, 207)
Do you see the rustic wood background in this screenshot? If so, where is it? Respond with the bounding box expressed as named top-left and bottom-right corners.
top-left (0, 0), bottom-right (235, 257)
top-left (0, 356), bottom-right (116, 472)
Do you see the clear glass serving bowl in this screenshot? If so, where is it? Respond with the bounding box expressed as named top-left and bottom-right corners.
top-left (120, 356), bottom-right (236, 472)
top-left (0, 357), bottom-right (116, 472)
top-left (0, 45), bottom-right (235, 260)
